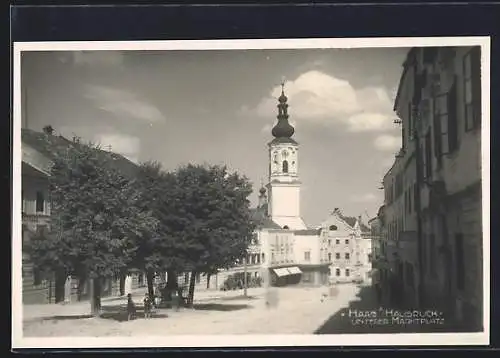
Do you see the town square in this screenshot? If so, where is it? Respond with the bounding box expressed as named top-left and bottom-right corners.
top-left (16, 41), bottom-right (485, 340)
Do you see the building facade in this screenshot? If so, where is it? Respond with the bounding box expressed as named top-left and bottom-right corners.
top-left (21, 128), bottom-right (139, 304)
top-left (381, 46), bottom-right (483, 330)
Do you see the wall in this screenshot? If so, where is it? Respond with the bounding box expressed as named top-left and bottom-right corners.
top-left (268, 183), bottom-right (301, 220)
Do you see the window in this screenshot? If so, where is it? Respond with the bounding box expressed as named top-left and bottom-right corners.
top-left (455, 234), bottom-right (465, 290)
top-left (345, 253), bottom-right (350, 260)
top-left (283, 225), bottom-right (289, 230)
top-left (335, 268), bottom-right (341, 277)
top-left (345, 269), bottom-right (350, 277)
top-left (282, 160), bottom-right (289, 173)
top-left (36, 191), bottom-right (45, 213)
top-left (336, 239), bottom-right (340, 244)
top-left (424, 130), bottom-right (432, 180)
top-left (335, 252), bottom-right (340, 260)
top-left (345, 239), bottom-right (349, 245)
top-left (328, 239), bottom-right (331, 246)
top-left (434, 82), bottom-right (458, 161)
top-left (463, 47), bottom-right (481, 131)
top-left (262, 253), bottom-right (265, 263)
top-left (447, 81), bottom-right (458, 153)
top-left (304, 251), bottom-right (311, 261)
top-left (328, 253), bottom-right (332, 261)
top-left (329, 225), bottom-right (338, 231)
top-left (368, 254), bottom-right (372, 262)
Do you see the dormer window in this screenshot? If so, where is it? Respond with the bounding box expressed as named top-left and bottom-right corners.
top-left (283, 225), bottom-right (289, 230)
top-left (329, 225), bottom-right (338, 231)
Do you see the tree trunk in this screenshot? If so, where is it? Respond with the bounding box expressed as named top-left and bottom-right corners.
top-left (206, 274), bottom-right (211, 289)
top-left (90, 278), bottom-right (102, 317)
top-left (187, 270), bottom-right (197, 307)
top-left (77, 277), bottom-right (86, 302)
top-left (119, 275), bottom-right (126, 296)
top-left (146, 270), bottom-right (155, 297)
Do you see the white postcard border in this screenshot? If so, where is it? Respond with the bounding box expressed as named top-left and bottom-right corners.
top-left (12, 36), bottom-right (491, 348)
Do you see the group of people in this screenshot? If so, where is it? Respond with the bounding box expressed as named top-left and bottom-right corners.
top-left (126, 283), bottom-right (184, 321)
top-left (126, 289), bottom-right (166, 321)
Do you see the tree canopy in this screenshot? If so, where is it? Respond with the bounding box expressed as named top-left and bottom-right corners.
top-left (27, 141), bottom-right (159, 282)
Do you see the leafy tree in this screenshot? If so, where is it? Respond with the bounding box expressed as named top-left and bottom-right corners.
top-left (165, 164), bottom-right (256, 305)
top-left (132, 161), bottom-right (187, 297)
top-left (26, 140), bottom-right (158, 316)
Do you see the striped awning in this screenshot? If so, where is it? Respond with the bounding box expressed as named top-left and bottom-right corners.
top-left (273, 268), bottom-right (291, 277)
top-left (287, 266), bottom-right (302, 275)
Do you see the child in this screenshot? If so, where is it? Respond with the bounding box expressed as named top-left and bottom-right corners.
top-left (126, 293), bottom-right (136, 321)
top-left (143, 293), bottom-right (153, 319)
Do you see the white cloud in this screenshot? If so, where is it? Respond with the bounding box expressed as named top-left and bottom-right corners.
top-left (350, 193), bottom-right (379, 203)
top-left (84, 84), bottom-right (166, 124)
top-left (346, 112), bottom-right (393, 132)
top-left (94, 133), bottom-right (141, 163)
top-left (247, 70), bottom-right (395, 133)
top-left (374, 134), bottom-right (401, 151)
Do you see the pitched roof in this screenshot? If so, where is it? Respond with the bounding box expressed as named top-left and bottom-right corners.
top-left (294, 229), bottom-right (321, 236)
top-left (21, 128), bottom-right (139, 178)
top-left (250, 205), bottom-right (282, 230)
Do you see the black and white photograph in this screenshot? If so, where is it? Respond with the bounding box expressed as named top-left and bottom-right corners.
top-left (12, 37), bottom-right (490, 348)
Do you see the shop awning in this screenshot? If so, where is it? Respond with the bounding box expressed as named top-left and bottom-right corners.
top-left (287, 266), bottom-right (302, 275)
top-left (273, 268), bottom-right (291, 277)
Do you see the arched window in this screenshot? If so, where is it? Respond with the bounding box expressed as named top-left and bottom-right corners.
top-left (282, 160), bottom-right (289, 173)
top-left (329, 225), bottom-right (338, 231)
top-left (283, 225), bottom-right (289, 230)
top-left (335, 268), bottom-right (341, 276)
top-left (328, 253), bottom-right (332, 261)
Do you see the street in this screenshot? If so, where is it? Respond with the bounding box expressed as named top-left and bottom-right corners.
top-left (23, 284), bottom-right (361, 336)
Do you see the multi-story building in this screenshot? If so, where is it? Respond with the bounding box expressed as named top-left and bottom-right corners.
top-left (382, 45), bottom-right (483, 330)
top-left (319, 208), bottom-right (372, 285)
top-left (21, 127), bottom-right (140, 304)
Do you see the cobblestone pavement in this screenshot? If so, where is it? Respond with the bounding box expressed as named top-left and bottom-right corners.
top-left (22, 285), bottom-right (360, 336)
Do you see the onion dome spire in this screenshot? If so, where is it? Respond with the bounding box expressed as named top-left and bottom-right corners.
top-left (271, 79), bottom-right (295, 138)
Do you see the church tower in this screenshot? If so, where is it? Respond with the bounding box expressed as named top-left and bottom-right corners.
top-left (266, 81), bottom-right (307, 230)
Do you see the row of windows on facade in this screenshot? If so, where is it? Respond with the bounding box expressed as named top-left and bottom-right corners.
top-left (384, 48), bottom-right (481, 207)
top-left (21, 191), bottom-right (46, 213)
top-left (334, 268), bottom-right (352, 277)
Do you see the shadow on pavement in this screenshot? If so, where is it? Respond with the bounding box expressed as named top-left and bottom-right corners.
top-left (41, 304), bottom-right (169, 323)
top-left (193, 303), bottom-right (252, 311)
top-left (219, 295), bottom-right (258, 301)
top-left (315, 286), bottom-right (474, 334)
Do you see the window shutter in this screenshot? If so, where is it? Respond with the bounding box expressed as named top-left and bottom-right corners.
top-left (470, 46), bottom-right (482, 129)
top-left (447, 80), bottom-right (458, 153)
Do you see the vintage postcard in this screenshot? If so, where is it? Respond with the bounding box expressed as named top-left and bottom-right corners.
top-left (12, 37), bottom-right (490, 348)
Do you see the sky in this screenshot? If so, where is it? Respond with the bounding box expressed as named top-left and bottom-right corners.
top-left (21, 46), bottom-right (409, 227)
